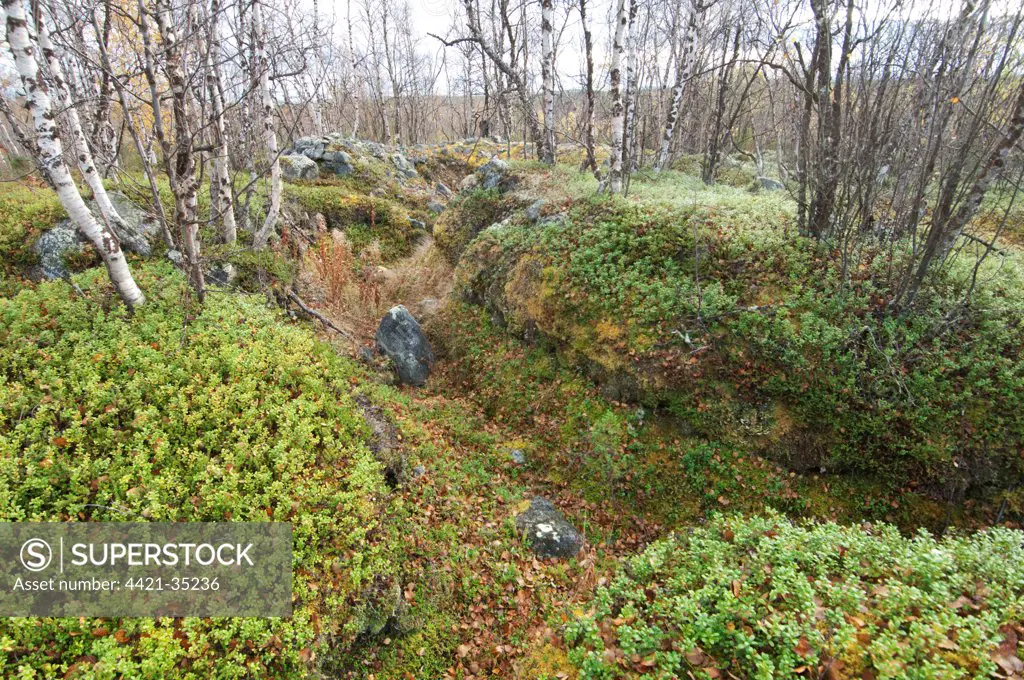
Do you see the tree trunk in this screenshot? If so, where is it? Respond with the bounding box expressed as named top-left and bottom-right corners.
top-left (205, 0), bottom-right (237, 244)
top-left (540, 0), bottom-right (555, 163)
top-left (579, 0), bottom-right (596, 173)
top-left (252, 0), bottom-right (283, 249)
top-left (608, 0), bottom-right (628, 194)
top-left (2, 0), bottom-right (144, 308)
top-left (656, 0), bottom-right (699, 171)
top-left (152, 0), bottom-right (205, 300)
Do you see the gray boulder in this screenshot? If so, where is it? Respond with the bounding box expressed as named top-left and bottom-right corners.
top-left (514, 497), bottom-right (583, 559)
top-left (166, 249), bottom-right (183, 267)
top-left (375, 305), bottom-right (435, 386)
top-left (525, 199), bottom-right (545, 223)
top-left (408, 218), bottom-right (428, 231)
top-left (427, 200), bottom-right (445, 214)
top-left (292, 136), bottom-right (326, 161)
top-left (758, 176), bottom-right (785, 191)
top-left (95, 191), bottom-right (158, 256)
top-left (392, 153), bottom-right (418, 178)
top-left (322, 150), bottom-right (354, 176)
top-left (477, 156), bottom-right (511, 191)
top-left (206, 262), bottom-right (237, 286)
top-left (281, 154), bottom-right (320, 181)
top-left (33, 221), bottom-right (84, 280)
top-left (436, 183), bottom-right (453, 199)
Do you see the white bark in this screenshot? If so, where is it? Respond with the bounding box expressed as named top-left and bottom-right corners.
top-left (252, 0), bottom-right (282, 249)
top-left (2, 0), bottom-right (144, 307)
top-left (205, 0), bottom-right (237, 244)
top-left (152, 0), bottom-right (205, 299)
top-left (656, 0), bottom-right (700, 171)
top-left (609, 0), bottom-right (628, 194)
top-left (348, 0), bottom-right (360, 138)
top-left (36, 11), bottom-right (143, 251)
top-left (540, 0), bottom-right (555, 163)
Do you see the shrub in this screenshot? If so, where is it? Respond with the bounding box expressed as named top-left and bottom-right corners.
top-left (0, 263), bottom-right (395, 677)
top-left (566, 512), bottom-right (1024, 679)
top-left (452, 193), bottom-right (1024, 497)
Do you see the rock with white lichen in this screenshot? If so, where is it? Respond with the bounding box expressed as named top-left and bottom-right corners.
top-left (514, 497), bottom-right (583, 559)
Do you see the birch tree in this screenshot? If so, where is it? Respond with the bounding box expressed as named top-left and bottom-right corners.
top-left (252, 0), bottom-right (284, 249)
top-left (2, 0), bottom-right (144, 308)
top-left (608, 0), bottom-right (628, 194)
top-left (205, 0), bottom-right (237, 245)
top-left (540, 0), bottom-right (555, 163)
top-left (656, 0), bottom-right (700, 171)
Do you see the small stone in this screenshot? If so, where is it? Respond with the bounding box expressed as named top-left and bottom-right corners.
top-left (358, 345), bottom-right (376, 364)
top-left (758, 176), bottom-right (785, 191)
top-left (412, 465), bottom-right (426, 478)
top-left (509, 449), bottom-right (526, 465)
top-left (206, 262), bottom-right (236, 286)
top-left (436, 183), bottom-right (453, 199)
top-left (322, 150), bottom-right (354, 176)
top-left (166, 249), bottom-right (183, 267)
top-left (409, 218), bottom-right (427, 231)
top-left (514, 497), bottom-right (583, 559)
top-left (525, 200), bottom-right (545, 222)
top-left (33, 221), bottom-right (84, 280)
top-left (427, 201), bottom-right (445, 214)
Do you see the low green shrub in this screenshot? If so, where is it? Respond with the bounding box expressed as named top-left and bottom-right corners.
top-left (0, 263), bottom-right (394, 677)
top-left (566, 512), bottom-right (1024, 679)
top-left (453, 193), bottom-right (1024, 497)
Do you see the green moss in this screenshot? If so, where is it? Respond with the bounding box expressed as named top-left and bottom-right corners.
top-left (434, 188), bottom-right (517, 265)
top-left (0, 183), bottom-right (66, 294)
top-left (286, 183), bottom-right (418, 261)
top-left (452, 188), bottom-right (1024, 497)
top-left (0, 263), bottom-right (394, 677)
top-left (566, 511), bottom-right (1024, 679)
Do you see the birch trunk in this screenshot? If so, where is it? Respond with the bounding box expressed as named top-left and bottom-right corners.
top-left (622, 0), bottom-right (637, 173)
top-left (252, 0), bottom-right (283, 249)
top-left (540, 0), bottom-right (555, 163)
top-left (36, 12), bottom-right (147, 254)
top-left (656, 0), bottom-right (699, 171)
top-left (152, 0), bottom-right (205, 300)
top-left (205, 0), bottom-right (237, 244)
top-left (348, 0), bottom-right (360, 138)
top-left (609, 0), bottom-right (628, 194)
top-left (579, 0), bottom-right (596, 173)
top-left (2, 0), bottom-right (144, 308)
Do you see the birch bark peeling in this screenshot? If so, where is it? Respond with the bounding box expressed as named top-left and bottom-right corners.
top-left (540, 0), bottom-right (555, 163)
top-left (2, 0), bottom-right (144, 308)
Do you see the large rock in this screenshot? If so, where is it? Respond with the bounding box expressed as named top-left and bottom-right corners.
top-left (460, 155), bottom-right (515, 193)
top-left (321, 150), bottom-right (354, 176)
top-left (514, 497), bottom-right (583, 559)
top-left (281, 153), bottom-right (320, 181)
top-left (758, 176), bottom-right (785, 191)
top-left (375, 305), bottom-right (435, 386)
top-left (292, 136), bottom-right (326, 160)
top-left (391, 153), bottom-right (418, 178)
top-left (89, 191), bottom-right (158, 256)
top-left (33, 221), bottom-right (84, 280)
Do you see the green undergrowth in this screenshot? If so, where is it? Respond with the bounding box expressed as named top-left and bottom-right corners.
top-left (434, 187), bottom-right (521, 265)
top-left (0, 263), bottom-right (396, 678)
top-left (428, 303), bottom-right (971, 532)
top-left (286, 182), bottom-right (419, 261)
top-left (0, 183), bottom-right (66, 295)
top-left (453, 189), bottom-right (1024, 504)
top-left (566, 511), bottom-right (1024, 680)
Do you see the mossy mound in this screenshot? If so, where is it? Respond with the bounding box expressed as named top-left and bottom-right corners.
top-left (434, 188), bottom-right (520, 265)
top-left (0, 263), bottom-right (397, 677)
top-left (566, 512), bottom-right (1024, 679)
top-left (452, 193), bottom-right (1024, 499)
top-left (287, 182), bottom-right (420, 261)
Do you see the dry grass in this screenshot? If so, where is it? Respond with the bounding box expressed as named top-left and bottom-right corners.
top-left (303, 230), bottom-right (453, 344)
